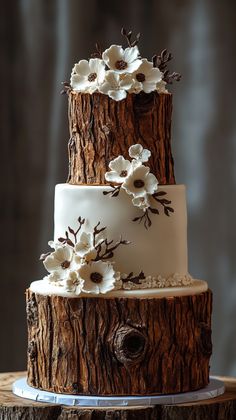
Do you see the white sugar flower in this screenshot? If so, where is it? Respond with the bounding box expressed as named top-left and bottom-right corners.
top-left (130, 59), bottom-right (163, 93)
top-left (132, 194), bottom-right (151, 211)
top-left (105, 155), bottom-right (132, 183)
top-left (48, 240), bottom-right (61, 250)
top-left (43, 245), bottom-right (79, 278)
top-left (79, 261), bottom-right (116, 294)
top-left (75, 232), bottom-right (96, 259)
top-left (102, 45), bottom-right (142, 74)
top-left (44, 271), bottom-right (61, 284)
top-left (99, 71), bottom-right (133, 101)
top-left (71, 58), bottom-right (105, 93)
top-left (156, 79), bottom-right (168, 94)
top-left (122, 165), bottom-right (158, 197)
top-left (64, 271), bottom-right (84, 294)
top-left (129, 144), bottom-right (151, 163)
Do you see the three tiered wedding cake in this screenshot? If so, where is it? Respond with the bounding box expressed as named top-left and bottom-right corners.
top-left (26, 30), bottom-right (212, 396)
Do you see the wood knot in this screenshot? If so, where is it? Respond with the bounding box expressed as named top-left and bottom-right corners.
top-left (114, 326), bottom-right (148, 365)
top-left (199, 322), bottom-right (212, 356)
top-left (26, 295), bottom-right (38, 326)
top-left (28, 340), bottom-right (37, 361)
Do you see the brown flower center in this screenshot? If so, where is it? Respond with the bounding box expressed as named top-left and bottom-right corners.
top-left (61, 260), bottom-right (70, 269)
top-left (88, 72), bottom-right (97, 82)
top-left (133, 179), bottom-right (145, 188)
top-left (120, 170), bottom-right (128, 177)
top-left (115, 60), bottom-right (127, 70)
top-left (136, 73), bottom-right (146, 82)
top-left (90, 272), bottom-right (103, 283)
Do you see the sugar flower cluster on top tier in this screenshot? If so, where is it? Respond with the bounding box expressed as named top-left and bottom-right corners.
top-left (104, 144), bottom-right (174, 229)
top-left (70, 44), bottom-right (167, 101)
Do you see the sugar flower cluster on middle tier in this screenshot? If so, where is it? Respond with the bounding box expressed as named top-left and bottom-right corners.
top-left (104, 144), bottom-right (174, 229)
top-left (70, 45), bottom-right (167, 101)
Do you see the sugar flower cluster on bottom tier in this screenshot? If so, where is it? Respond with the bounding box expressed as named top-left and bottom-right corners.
top-left (41, 218), bottom-right (127, 295)
top-left (40, 217), bottom-right (193, 295)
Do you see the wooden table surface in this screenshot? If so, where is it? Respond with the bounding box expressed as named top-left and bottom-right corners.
top-left (1, 372), bottom-right (236, 419)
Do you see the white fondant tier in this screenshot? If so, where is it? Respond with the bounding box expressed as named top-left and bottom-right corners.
top-left (30, 279), bottom-right (208, 298)
top-left (54, 184), bottom-right (188, 278)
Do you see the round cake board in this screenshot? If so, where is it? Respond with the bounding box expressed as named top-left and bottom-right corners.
top-left (12, 377), bottom-right (225, 407)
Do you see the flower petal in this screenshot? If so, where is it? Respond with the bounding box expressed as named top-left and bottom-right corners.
top-left (105, 171), bottom-right (123, 183)
top-left (99, 81), bottom-right (111, 95)
top-left (126, 59), bottom-right (142, 73)
top-left (141, 149), bottom-right (151, 162)
top-left (108, 89), bottom-right (127, 101)
top-left (132, 194), bottom-right (151, 211)
top-left (74, 60), bottom-right (90, 76)
top-left (71, 74), bottom-right (89, 91)
top-left (145, 67), bottom-right (162, 83)
top-left (109, 155), bottom-right (131, 172)
top-left (145, 173), bottom-right (159, 194)
top-left (128, 81), bottom-right (142, 93)
top-left (89, 58), bottom-right (104, 73)
top-left (124, 46), bottom-right (140, 63)
top-left (99, 279), bottom-right (115, 294)
top-left (142, 82), bottom-right (157, 93)
top-left (129, 144), bottom-right (143, 159)
top-left (43, 255), bottom-right (61, 272)
top-left (105, 70), bottom-right (120, 85)
top-left (82, 279), bottom-right (100, 294)
top-left (119, 74), bottom-right (133, 90)
top-left (102, 45), bottom-right (124, 69)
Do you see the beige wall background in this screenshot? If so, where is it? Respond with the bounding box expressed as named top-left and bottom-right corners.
top-left (1, 0), bottom-right (236, 375)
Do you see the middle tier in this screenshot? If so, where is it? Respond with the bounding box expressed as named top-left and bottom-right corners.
top-left (54, 184), bottom-right (188, 279)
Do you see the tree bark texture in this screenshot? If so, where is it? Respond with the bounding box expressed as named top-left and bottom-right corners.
top-left (2, 372), bottom-right (236, 420)
top-left (26, 289), bottom-right (212, 396)
top-left (67, 91), bottom-right (175, 185)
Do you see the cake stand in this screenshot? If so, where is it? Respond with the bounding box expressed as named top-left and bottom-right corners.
top-left (2, 372), bottom-right (236, 419)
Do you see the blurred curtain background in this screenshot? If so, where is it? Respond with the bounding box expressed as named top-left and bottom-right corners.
top-left (1, 0), bottom-right (236, 374)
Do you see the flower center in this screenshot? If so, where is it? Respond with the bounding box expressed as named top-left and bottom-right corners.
top-left (133, 179), bottom-right (145, 188)
top-left (88, 72), bottom-right (97, 82)
top-left (61, 260), bottom-right (70, 269)
top-left (115, 60), bottom-right (127, 70)
top-left (136, 73), bottom-right (146, 82)
top-left (90, 272), bottom-right (103, 283)
top-left (120, 170), bottom-right (128, 177)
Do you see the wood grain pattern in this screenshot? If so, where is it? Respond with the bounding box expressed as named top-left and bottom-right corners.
top-left (2, 372), bottom-right (236, 419)
top-left (26, 289), bottom-right (212, 396)
top-left (67, 91), bottom-right (175, 185)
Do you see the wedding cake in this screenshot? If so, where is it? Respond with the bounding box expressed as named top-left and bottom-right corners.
top-left (26, 30), bottom-right (212, 396)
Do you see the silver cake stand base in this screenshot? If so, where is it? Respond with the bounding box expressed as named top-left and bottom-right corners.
top-left (12, 377), bottom-right (225, 407)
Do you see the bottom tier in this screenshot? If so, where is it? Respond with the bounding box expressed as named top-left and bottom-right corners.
top-left (26, 289), bottom-right (212, 395)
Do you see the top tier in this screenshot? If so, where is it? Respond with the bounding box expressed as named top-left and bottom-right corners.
top-left (67, 90), bottom-right (175, 185)
top-left (65, 33), bottom-right (181, 185)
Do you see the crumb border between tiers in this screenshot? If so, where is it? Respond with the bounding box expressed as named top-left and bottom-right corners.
top-left (29, 279), bottom-right (208, 299)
